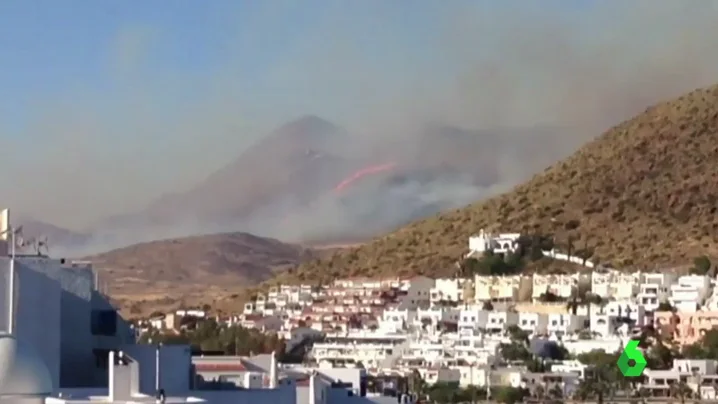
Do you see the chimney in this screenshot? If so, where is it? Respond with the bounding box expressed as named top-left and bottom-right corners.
top-left (269, 351), bottom-right (278, 388)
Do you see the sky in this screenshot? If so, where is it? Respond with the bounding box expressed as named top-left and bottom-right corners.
top-left (0, 0), bottom-right (717, 229)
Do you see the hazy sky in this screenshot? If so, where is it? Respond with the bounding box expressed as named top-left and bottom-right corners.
top-left (0, 0), bottom-right (717, 229)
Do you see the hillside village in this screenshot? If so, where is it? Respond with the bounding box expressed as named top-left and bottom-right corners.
top-left (136, 229), bottom-right (718, 402)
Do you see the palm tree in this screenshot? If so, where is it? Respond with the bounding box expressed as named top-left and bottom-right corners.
top-left (407, 369), bottom-right (425, 401)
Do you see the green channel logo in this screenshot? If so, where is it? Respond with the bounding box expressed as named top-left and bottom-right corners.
top-left (617, 339), bottom-right (647, 377)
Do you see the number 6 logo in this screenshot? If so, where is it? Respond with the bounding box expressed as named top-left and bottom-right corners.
top-left (617, 339), bottom-right (647, 377)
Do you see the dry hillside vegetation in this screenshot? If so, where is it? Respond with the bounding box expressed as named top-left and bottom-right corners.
top-left (87, 232), bottom-right (320, 313)
top-left (273, 83), bottom-right (718, 284)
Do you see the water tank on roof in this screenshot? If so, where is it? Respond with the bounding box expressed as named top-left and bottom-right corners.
top-left (0, 333), bottom-right (52, 403)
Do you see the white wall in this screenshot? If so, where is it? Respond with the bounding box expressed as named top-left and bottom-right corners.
top-left (0, 257), bottom-right (62, 390)
top-left (122, 343), bottom-right (192, 395)
top-left (194, 387), bottom-right (295, 404)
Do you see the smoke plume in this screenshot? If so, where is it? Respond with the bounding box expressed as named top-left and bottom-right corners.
top-left (3, 1), bottom-right (718, 255)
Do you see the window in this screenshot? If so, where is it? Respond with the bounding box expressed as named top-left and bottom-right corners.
top-left (91, 310), bottom-right (118, 336)
top-left (93, 349), bottom-right (111, 368)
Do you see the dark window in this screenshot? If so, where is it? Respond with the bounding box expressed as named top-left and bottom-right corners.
top-left (91, 310), bottom-right (118, 336)
top-left (93, 349), bottom-right (111, 368)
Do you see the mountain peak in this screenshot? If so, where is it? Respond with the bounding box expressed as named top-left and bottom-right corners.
top-left (275, 115), bottom-right (341, 138)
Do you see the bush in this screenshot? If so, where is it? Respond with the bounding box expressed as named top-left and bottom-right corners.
top-left (692, 255), bottom-right (712, 275)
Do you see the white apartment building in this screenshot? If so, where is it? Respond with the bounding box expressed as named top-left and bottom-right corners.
top-left (592, 300), bottom-right (646, 327)
top-left (311, 332), bottom-right (408, 369)
top-left (551, 360), bottom-right (593, 379)
top-left (378, 308), bottom-right (415, 333)
top-left (458, 306), bottom-right (490, 332)
top-left (453, 365), bottom-right (490, 387)
top-left (562, 335), bottom-right (625, 354)
top-left (533, 274), bottom-right (581, 300)
top-left (635, 272), bottom-right (675, 312)
top-left (467, 229), bottom-right (522, 257)
top-left (430, 278), bottom-right (467, 304)
top-left (332, 278), bottom-right (398, 290)
top-left (414, 307), bottom-right (459, 330)
top-left (669, 275), bottom-right (712, 312)
top-left (517, 312), bottom-right (548, 335)
top-left (591, 270), bottom-right (641, 299)
top-left (486, 311), bottom-right (519, 334)
top-left (416, 367), bottom-right (461, 386)
top-left (398, 333), bottom-right (498, 369)
top-left (589, 314), bottom-right (623, 337)
top-left (547, 314), bottom-right (587, 336)
top-left (397, 276), bottom-right (435, 309)
top-left (447, 336), bottom-right (497, 366)
top-left (474, 275), bottom-right (524, 302)
top-left (403, 339), bottom-right (447, 366)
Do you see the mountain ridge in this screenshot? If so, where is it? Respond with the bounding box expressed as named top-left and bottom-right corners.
top-left (268, 83), bottom-right (718, 285)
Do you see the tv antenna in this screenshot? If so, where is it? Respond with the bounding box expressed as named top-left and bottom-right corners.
top-left (33, 236), bottom-right (49, 256)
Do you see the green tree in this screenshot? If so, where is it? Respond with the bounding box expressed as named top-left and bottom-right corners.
top-left (407, 369), bottom-right (425, 398)
top-left (138, 319), bottom-right (286, 356)
top-left (683, 328), bottom-right (718, 358)
top-left (574, 350), bottom-right (627, 404)
top-left (506, 324), bottom-right (530, 344)
top-left (493, 386), bottom-right (528, 404)
top-left (427, 382), bottom-right (461, 403)
top-left (692, 255), bottom-right (712, 275)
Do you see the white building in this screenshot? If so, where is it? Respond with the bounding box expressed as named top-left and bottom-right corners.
top-left (430, 278), bottom-right (466, 304)
top-left (593, 300), bottom-right (646, 327)
top-left (532, 274), bottom-right (580, 300)
top-left (547, 314), bottom-right (587, 336)
top-left (485, 311), bottom-right (518, 334)
top-left (474, 275), bottom-right (524, 302)
top-left (310, 332), bottom-right (408, 369)
top-left (378, 308), bottom-right (415, 333)
top-left (517, 312), bottom-right (548, 335)
top-left (414, 307), bottom-right (459, 330)
top-left (398, 277), bottom-right (435, 309)
top-left (591, 271), bottom-right (641, 300)
top-left (669, 275), bottom-right (712, 312)
top-left (550, 360), bottom-right (592, 379)
top-left (0, 209), bottom-right (135, 390)
top-left (589, 314), bottom-right (623, 338)
top-left (467, 230), bottom-right (522, 257)
top-left (458, 307), bottom-right (490, 332)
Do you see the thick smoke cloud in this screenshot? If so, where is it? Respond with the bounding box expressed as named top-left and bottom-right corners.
top-left (4, 1), bottom-right (718, 256)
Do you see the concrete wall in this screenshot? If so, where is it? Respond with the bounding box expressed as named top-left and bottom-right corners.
top-left (0, 257), bottom-right (62, 390)
top-left (0, 256), bottom-right (134, 389)
top-left (193, 387), bottom-right (296, 404)
top-left (56, 263), bottom-right (96, 387)
top-left (122, 343), bottom-right (192, 395)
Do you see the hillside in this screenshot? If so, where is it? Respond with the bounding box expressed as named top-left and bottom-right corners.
top-left (87, 232), bottom-right (321, 313)
top-left (272, 83), bottom-right (718, 284)
top-left (82, 117), bottom-right (577, 253)
top-left (10, 215), bottom-right (91, 249)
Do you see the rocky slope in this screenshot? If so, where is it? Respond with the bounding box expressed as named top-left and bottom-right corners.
top-left (272, 83), bottom-right (718, 284)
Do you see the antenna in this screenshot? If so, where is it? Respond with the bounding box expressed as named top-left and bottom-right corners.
top-left (34, 236), bottom-right (49, 256)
